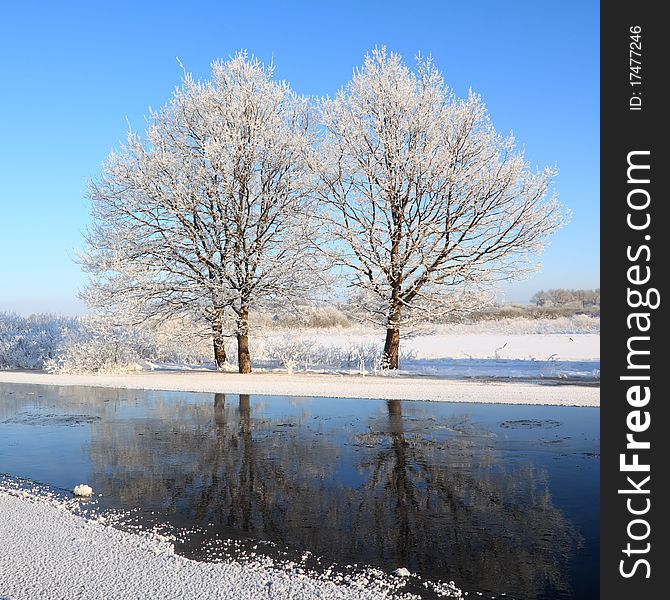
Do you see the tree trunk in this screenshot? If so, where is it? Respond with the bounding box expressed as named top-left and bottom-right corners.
top-left (383, 303), bottom-right (402, 370)
top-left (237, 308), bottom-right (252, 374)
top-left (212, 321), bottom-right (227, 370)
top-left (383, 326), bottom-right (401, 369)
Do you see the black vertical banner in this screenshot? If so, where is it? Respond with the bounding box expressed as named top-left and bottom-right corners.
top-left (601, 3), bottom-right (667, 599)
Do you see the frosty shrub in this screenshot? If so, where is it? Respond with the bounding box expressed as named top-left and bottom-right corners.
top-left (45, 317), bottom-right (149, 374)
top-left (304, 306), bottom-right (353, 328)
top-left (45, 316), bottom-right (212, 374)
top-left (0, 312), bottom-right (79, 370)
top-left (262, 336), bottom-right (316, 374)
top-left (332, 340), bottom-right (415, 374)
top-left (248, 306), bottom-right (353, 330)
top-left (138, 318), bottom-right (213, 366)
top-left (259, 332), bottom-right (415, 375)
top-left (1, 312), bottom-right (216, 373)
top-left (341, 340), bottom-right (384, 374)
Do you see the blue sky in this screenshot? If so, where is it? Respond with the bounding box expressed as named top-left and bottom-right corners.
top-left (0, 1), bottom-right (599, 315)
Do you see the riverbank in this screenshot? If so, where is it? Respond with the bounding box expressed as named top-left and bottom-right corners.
top-left (0, 484), bottom-right (418, 599)
top-left (0, 370), bottom-right (599, 406)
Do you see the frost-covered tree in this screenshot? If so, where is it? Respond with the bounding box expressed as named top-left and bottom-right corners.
top-left (313, 48), bottom-right (567, 368)
top-left (81, 53), bottom-right (318, 373)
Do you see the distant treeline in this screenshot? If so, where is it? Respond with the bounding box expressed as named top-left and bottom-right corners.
top-left (259, 299), bottom-right (601, 328)
top-left (530, 289), bottom-right (600, 309)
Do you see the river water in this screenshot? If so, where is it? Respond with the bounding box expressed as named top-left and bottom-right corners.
top-left (0, 382), bottom-right (599, 599)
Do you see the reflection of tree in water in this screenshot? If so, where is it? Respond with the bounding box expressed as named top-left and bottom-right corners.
top-left (86, 394), bottom-right (580, 599)
top-left (355, 400), bottom-right (578, 598)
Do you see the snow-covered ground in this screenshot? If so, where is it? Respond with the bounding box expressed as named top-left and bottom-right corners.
top-left (247, 330), bottom-right (599, 379)
top-left (0, 369), bottom-right (599, 406)
top-left (401, 332), bottom-right (598, 361)
top-left (216, 321), bottom-right (600, 378)
top-left (1, 483), bottom-right (459, 599)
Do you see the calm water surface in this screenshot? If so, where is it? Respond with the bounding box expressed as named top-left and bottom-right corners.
top-left (0, 383), bottom-right (599, 599)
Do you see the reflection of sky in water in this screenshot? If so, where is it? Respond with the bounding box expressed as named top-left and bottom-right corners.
top-left (0, 383), bottom-right (599, 600)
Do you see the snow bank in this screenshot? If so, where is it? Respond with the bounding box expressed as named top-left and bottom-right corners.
top-left (0, 485), bottom-right (464, 599)
top-left (0, 370), bottom-right (599, 406)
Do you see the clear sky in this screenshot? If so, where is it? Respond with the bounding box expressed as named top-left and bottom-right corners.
top-left (0, 0), bottom-right (599, 315)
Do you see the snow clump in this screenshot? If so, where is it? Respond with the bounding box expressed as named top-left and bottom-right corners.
top-left (72, 484), bottom-right (93, 497)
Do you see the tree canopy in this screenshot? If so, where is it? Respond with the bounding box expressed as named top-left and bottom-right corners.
top-left (82, 49), bottom-right (567, 371)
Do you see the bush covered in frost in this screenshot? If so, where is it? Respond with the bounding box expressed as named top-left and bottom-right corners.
top-left (0, 313), bottom-right (79, 369)
top-left (255, 334), bottom-right (415, 374)
top-left (0, 312), bottom-right (211, 373)
top-left (44, 317), bottom-right (150, 374)
top-left (45, 316), bottom-right (212, 374)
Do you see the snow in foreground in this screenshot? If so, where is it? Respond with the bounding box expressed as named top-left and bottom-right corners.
top-left (0, 484), bottom-right (464, 599)
top-left (0, 370), bottom-right (599, 407)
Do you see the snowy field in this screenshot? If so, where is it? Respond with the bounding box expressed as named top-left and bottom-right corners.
top-left (247, 328), bottom-right (600, 380)
top-left (1, 483), bottom-right (461, 599)
top-left (144, 318), bottom-right (601, 380)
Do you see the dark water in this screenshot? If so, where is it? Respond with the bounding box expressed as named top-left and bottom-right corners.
top-left (0, 383), bottom-right (599, 599)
